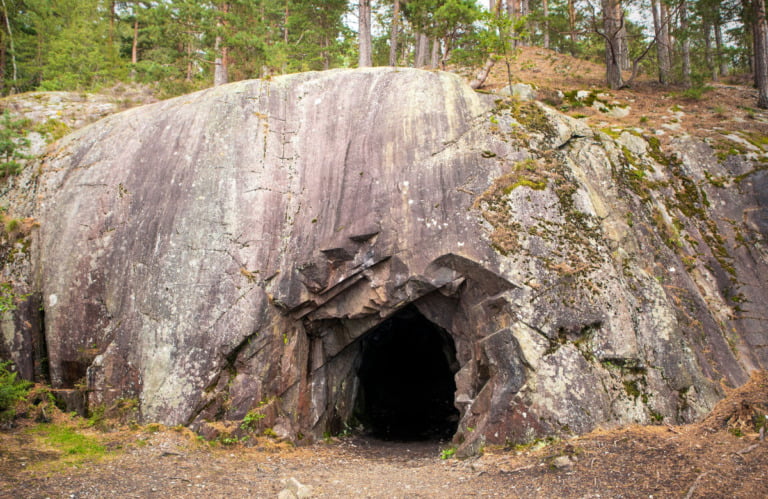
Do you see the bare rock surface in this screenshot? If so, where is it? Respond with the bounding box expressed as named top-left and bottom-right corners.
top-left (1, 68), bottom-right (766, 454)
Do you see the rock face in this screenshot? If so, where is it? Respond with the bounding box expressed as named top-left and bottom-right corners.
top-left (2, 68), bottom-right (766, 455)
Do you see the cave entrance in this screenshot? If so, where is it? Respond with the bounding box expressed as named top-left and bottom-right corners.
top-left (354, 305), bottom-right (459, 441)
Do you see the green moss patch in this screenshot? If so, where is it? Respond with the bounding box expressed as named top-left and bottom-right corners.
top-left (474, 159), bottom-right (551, 255)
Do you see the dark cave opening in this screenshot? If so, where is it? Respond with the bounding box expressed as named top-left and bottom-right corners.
top-left (354, 305), bottom-right (460, 441)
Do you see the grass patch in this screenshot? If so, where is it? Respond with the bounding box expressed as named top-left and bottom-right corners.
top-left (678, 85), bottom-right (714, 101)
top-left (26, 423), bottom-right (107, 467)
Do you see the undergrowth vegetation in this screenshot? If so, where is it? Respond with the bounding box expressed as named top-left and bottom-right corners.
top-left (0, 361), bottom-right (32, 422)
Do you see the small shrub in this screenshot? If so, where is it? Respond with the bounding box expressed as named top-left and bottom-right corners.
top-left (0, 361), bottom-right (33, 421)
top-left (240, 409), bottom-right (266, 431)
top-left (0, 281), bottom-right (29, 313)
top-left (263, 427), bottom-right (278, 438)
top-left (679, 85), bottom-right (713, 101)
top-left (33, 119), bottom-right (72, 143)
top-left (87, 404), bottom-right (108, 430)
top-left (439, 446), bottom-right (456, 459)
top-left (0, 110), bottom-right (31, 177)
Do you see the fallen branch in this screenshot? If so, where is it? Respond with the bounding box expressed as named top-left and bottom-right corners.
top-left (736, 443), bottom-right (760, 456)
top-left (501, 463), bottom-right (535, 474)
top-left (684, 471), bottom-right (708, 499)
top-left (664, 423), bottom-right (681, 434)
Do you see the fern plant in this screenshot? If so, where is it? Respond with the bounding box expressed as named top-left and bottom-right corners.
top-left (0, 361), bottom-right (32, 421)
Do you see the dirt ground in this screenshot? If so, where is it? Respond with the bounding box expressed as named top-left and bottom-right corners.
top-left (472, 46), bottom-right (768, 142)
top-left (1, 371), bottom-right (766, 498)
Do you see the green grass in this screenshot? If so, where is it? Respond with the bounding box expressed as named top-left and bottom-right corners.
top-left (27, 423), bottom-right (107, 465)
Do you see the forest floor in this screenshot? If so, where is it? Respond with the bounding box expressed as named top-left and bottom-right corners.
top-left (467, 45), bottom-right (768, 145)
top-left (1, 371), bottom-right (766, 498)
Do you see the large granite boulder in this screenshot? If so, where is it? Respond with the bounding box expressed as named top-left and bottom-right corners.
top-left (2, 68), bottom-right (765, 454)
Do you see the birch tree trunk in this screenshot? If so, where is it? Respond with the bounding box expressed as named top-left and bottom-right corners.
top-left (651, 0), bottom-right (671, 84)
top-left (658, 0), bottom-right (672, 85)
top-left (680, 0), bottom-right (691, 88)
top-left (359, 0), bottom-right (372, 67)
top-left (704, 21), bottom-right (716, 81)
top-left (213, 4), bottom-right (229, 87)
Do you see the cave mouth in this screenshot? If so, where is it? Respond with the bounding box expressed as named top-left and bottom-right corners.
top-left (354, 305), bottom-right (460, 441)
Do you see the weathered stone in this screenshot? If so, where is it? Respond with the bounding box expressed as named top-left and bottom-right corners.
top-left (1, 68), bottom-right (766, 455)
top-left (552, 455), bottom-right (575, 470)
top-left (281, 477), bottom-right (313, 498)
top-left (499, 83), bottom-right (537, 101)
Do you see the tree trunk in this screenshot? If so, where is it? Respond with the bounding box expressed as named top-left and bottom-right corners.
top-left (358, 0), bottom-right (372, 67)
top-left (389, 0), bottom-right (400, 66)
top-left (186, 41), bottom-right (193, 81)
top-left (658, 0), bottom-right (672, 85)
top-left (130, 17), bottom-right (139, 82)
top-left (109, 0), bottom-right (116, 49)
top-left (521, 0), bottom-right (530, 45)
top-left (680, 0), bottom-right (691, 88)
top-left (751, 0), bottom-right (768, 108)
top-left (714, 18), bottom-right (727, 78)
top-left (618, 21), bottom-right (629, 70)
top-left (543, 0), bottom-right (550, 49)
top-left (602, 0), bottom-right (624, 89)
top-left (568, 0), bottom-right (578, 55)
top-left (507, 0), bottom-right (519, 46)
top-left (469, 55), bottom-right (496, 89)
top-left (469, 0), bottom-right (503, 89)
top-left (651, 0), bottom-right (671, 84)
top-left (213, 4), bottom-right (229, 86)
top-left (0, 0), bottom-right (15, 92)
top-left (284, 0), bottom-right (289, 44)
top-left (430, 38), bottom-right (440, 69)
top-left (132, 18), bottom-right (139, 65)
top-left (415, 33), bottom-right (428, 67)
top-left (323, 35), bottom-right (330, 70)
top-left (704, 21), bottom-right (716, 81)
top-left (0, 19), bottom-right (5, 95)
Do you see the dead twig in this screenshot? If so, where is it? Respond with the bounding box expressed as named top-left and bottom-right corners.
top-left (684, 471), bottom-right (708, 499)
top-left (736, 443), bottom-right (760, 456)
top-left (501, 464), bottom-right (535, 474)
top-left (664, 424), bottom-right (681, 434)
